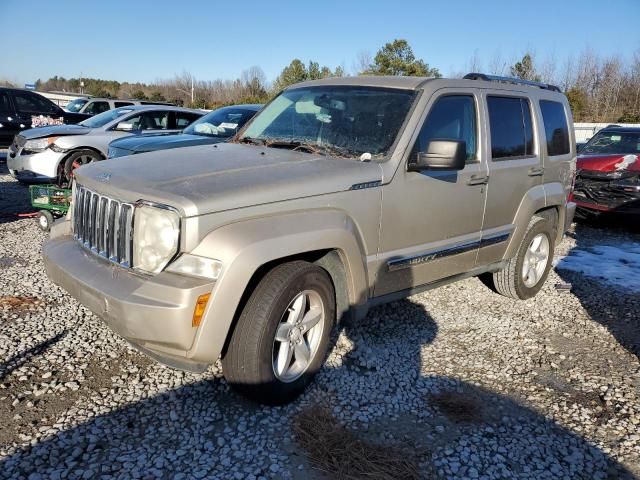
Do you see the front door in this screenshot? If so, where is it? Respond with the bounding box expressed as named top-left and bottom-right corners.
top-left (376, 91), bottom-right (488, 296)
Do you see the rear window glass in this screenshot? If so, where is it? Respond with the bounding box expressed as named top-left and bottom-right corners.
top-left (487, 96), bottom-right (535, 160)
top-left (539, 100), bottom-right (570, 156)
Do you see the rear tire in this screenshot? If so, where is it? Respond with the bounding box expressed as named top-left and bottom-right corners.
top-left (222, 261), bottom-right (335, 405)
top-left (485, 216), bottom-right (554, 300)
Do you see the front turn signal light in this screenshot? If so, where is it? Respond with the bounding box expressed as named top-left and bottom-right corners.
top-left (192, 293), bottom-right (211, 327)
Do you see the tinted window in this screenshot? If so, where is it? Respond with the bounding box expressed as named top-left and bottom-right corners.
top-left (84, 101), bottom-right (110, 115)
top-left (175, 112), bottom-right (202, 128)
top-left (411, 95), bottom-right (477, 162)
top-left (114, 102), bottom-right (134, 108)
top-left (0, 92), bottom-right (11, 112)
top-left (487, 96), bottom-right (535, 160)
top-left (13, 91), bottom-right (58, 114)
top-left (539, 100), bottom-right (570, 156)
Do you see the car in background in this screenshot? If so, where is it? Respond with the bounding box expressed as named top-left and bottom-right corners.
top-left (573, 126), bottom-right (640, 216)
top-left (65, 97), bottom-right (175, 116)
top-left (107, 104), bottom-right (262, 158)
top-left (0, 87), bottom-right (88, 148)
top-left (7, 106), bottom-right (203, 185)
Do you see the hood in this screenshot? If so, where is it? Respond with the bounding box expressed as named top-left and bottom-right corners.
top-left (577, 154), bottom-right (640, 173)
top-left (76, 142), bottom-right (383, 217)
top-left (19, 124), bottom-right (91, 140)
top-left (111, 133), bottom-right (221, 153)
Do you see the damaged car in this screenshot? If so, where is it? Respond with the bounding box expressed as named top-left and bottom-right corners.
top-left (573, 126), bottom-right (640, 216)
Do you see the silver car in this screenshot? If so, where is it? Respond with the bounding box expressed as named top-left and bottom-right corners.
top-left (7, 105), bottom-right (203, 184)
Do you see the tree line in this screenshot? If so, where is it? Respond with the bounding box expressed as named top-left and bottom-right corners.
top-left (2, 39), bottom-right (638, 122)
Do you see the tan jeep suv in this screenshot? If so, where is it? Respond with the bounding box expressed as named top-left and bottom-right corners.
top-left (43, 74), bottom-right (577, 404)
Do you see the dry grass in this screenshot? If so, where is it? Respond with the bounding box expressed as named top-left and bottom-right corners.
top-left (292, 405), bottom-right (422, 480)
top-left (430, 391), bottom-right (482, 424)
top-left (0, 296), bottom-right (42, 313)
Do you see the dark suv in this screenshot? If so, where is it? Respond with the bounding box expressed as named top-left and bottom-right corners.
top-left (0, 87), bottom-right (87, 148)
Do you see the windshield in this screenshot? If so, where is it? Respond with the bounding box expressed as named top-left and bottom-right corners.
top-left (79, 108), bottom-right (134, 128)
top-left (582, 131), bottom-right (640, 155)
top-left (65, 98), bottom-right (88, 112)
top-left (184, 107), bottom-right (257, 138)
top-left (238, 86), bottom-right (416, 160)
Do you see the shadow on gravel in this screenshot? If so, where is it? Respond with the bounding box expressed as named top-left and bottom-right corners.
top-left (0, 162), bottom-right (34, 225)
top-left (1, 299), bottom-right (636, 479)
top-left (0, 331), bottom-right (67, 382)
top-left (557, 220), bottom-right (640, 359)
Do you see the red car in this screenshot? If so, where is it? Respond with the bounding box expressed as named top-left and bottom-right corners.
top-left (573, 126), bottom-right (640, 216)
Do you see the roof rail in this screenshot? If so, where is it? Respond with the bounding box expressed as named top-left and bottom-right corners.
top-left (463, 73), bottom-right (561, 93)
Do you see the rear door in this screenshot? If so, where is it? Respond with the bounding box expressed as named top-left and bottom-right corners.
top-left (476, 92), bottom-right (543, 266)
top-left (0, 90), bottom-right (18, 146)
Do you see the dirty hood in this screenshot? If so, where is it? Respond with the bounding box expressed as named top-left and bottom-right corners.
top-left (19, 124), bottom-right (91, 140)
top-left (76, 142), bottom-right (383, 217)
top-left (577, 154), bottom-right (640, 173)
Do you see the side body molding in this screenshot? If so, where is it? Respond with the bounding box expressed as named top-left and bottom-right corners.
top-left (186, 209), bottom-right (370, 363)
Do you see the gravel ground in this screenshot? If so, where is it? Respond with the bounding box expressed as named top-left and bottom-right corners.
top-left (0, 160), bottom-right (639, 479)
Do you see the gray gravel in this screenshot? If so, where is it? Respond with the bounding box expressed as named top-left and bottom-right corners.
top-left (0, 161), bottom-right (639, 479)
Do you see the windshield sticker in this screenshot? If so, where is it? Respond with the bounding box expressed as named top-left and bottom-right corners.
top-left (610, 135), bottom-right (621, 142)
top-left (31, 115), bottom-right (64, 127)
top-left (218, 122), bottom-right (238, 130)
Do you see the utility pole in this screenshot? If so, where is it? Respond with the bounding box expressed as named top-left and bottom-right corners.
top-left (191, 77), bottom-right (194, 104)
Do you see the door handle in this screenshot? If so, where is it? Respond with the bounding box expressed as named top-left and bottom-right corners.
top-left (528, 166), bottom-right (544, 176)
top-left (467, 174), bottom-right (489, 186)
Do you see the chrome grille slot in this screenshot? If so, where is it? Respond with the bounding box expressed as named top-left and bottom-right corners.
top-left (72, 185), bottom-right (134, 267)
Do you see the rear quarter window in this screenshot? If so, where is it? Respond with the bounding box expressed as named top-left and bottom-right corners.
top-left (539, 100), bottom-right (570, 156)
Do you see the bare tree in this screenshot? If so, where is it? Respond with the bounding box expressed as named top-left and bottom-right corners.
top-left (352, 50), bottom-right (372, 75)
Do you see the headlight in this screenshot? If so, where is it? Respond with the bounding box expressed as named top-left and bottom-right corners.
top-left (23, 137), bottom-right (58, 153)
top-left (132, 203), bottom-right (180, 274)
top-left (166, 254), bottom-right (223, 280)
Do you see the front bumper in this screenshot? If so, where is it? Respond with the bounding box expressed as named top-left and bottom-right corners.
top-left (573, 172), bottom-right (640, 215)
top-left (7, 145), bottom-right (64, 182)
top-left (43, 229), bottom-right (215, 372)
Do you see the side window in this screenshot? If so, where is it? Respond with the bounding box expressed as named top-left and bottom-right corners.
top-left (175, 112), bottom-right (201, 128)
top-left (137, 111), bottom-right (170, 130)
top-left (411, 95), bottom-right (477, 162)
top-left (114, 102), bottom-right (134, 108)
top-left (84, 101), bottom-right (110, 115)
top-left (13, 91), bottom-right (58, 114)
top-left (539, 100), bottom-right (570, 156)
top-left (487, 96), bottom-right (535, 160)
top-left (0, 92), bottom-right (11, 112)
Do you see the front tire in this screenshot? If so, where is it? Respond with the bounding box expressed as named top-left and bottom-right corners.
top-left (486, 216), bottom-right (554, 300)
top-left (61, 149), bottom-right (101, 185)
top-left (222, 261), bottom-right (335, 405)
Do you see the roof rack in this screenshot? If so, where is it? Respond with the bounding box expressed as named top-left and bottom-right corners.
top-left (463, 73), bottom-right (561, 93)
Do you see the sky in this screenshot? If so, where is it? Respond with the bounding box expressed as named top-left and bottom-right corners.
top-left (1, 0), bottom-right (639, 86)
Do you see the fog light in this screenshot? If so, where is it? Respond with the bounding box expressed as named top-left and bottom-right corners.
top-left (192, 293), bottom-right (210, 327)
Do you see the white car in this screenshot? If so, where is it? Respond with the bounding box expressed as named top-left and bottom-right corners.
top-left (7, 105), bottom-right (203, 184)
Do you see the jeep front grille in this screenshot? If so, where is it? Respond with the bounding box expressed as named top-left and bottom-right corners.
top-left (73, 185), bottom-right (134, 267)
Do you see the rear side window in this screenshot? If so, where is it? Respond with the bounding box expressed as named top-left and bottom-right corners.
top-left (0, 92), bottom-right (11, 112)
top-left (411, 95), bottom-right (477, 162)
top-left (487, 96), bottom-right (535, 160)
top-left (539, 100), bottom-right (570, 156)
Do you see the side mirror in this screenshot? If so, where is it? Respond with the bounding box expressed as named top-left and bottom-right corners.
top-left (408, 140), bottom-right (467, 172)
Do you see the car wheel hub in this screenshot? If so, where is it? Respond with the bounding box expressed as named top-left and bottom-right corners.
top-left (522, 233), bottom-right (550, 288)
top-left (272, 289), bottom-right (324, 383)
